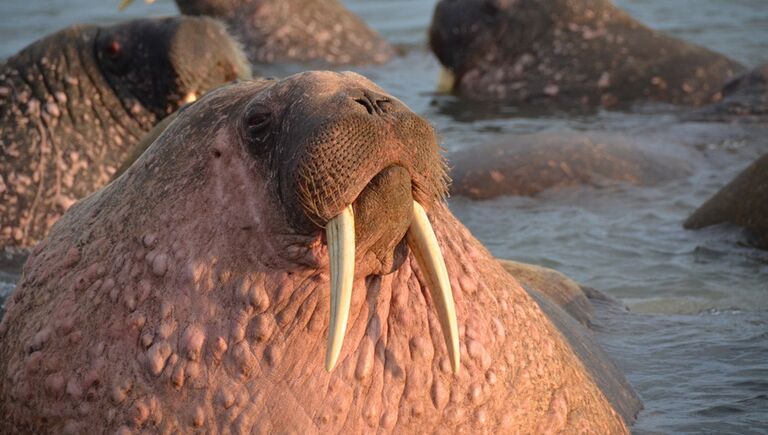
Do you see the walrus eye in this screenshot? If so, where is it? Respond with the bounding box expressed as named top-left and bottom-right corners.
top-left (106, 40), bottom-right (121, 58)
top-left (98, 37), bottom-right (131, 76)
top-left (245, 110), bottom-right (273, 154)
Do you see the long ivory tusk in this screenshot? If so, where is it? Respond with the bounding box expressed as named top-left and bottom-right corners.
top-left (325, 205), bottom-right (355, 372)
top-left (406, 201), bottom-right (460, 373)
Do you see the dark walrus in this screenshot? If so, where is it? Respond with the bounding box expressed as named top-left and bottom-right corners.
top-left (429, 0), bottom-right (743, 107)
top-left (688, 63), bottom-right (768, 123)
top-left (0, 71), bottom-right (638, 433)
top-left (0, 17), bottom-right (251, 249)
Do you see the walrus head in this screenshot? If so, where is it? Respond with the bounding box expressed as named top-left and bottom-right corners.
top-left (0, 16), bottom-right (252, 249)
top-left (0, 72), bottom-right (631, 432)
top-left (211, 71), bottom-right (454, 370)
top-left (429, 0), bottom-right (534, 82)
top-left (94, 16), bottom-right (251, 120)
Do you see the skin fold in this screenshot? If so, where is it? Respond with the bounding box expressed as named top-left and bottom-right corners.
top-left (429, 0), bottom-right (743, 107)
top-left (0, 72), bottom-right (637, 433)
top-left (0, 17), bottom-right (251, 250)
top-left (174, 0), bottom-right (395, 66)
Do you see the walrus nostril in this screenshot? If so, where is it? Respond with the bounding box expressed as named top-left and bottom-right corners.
top-left (352, 91), bottom-right (393, 115)
top-left (353, 96), bottom-right (375, 114)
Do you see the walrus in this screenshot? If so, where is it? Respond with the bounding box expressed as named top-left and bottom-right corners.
top-left (449, 131), bottom-right (693, 199)
top-left (0, 17), bottom-right (251, 250)
top-left (684, 153), bottom-right (768, 249)
top-left (428, 0), bottom-right (743, 107)
top-left (688, 63), bottom-right (768, 123)
top-left (124, 0), bottom-right (396, 66)
top-left (0, 71), bottom-right (639, 433)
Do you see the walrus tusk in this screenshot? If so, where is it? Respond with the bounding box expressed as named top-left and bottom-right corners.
top-left (436, 68), bottom-right (456, 93)
top-left (182, 92), bottom-right (198, 105)
top-left (406, 201), bottom-right (460, 373)
top-left (325, 205), bottom-right (355, 372)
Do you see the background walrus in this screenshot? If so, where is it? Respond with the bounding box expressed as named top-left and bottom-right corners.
top-left (123, 0), bottom-right (396, 66)
top-left (429, 0), bottom-right (744, 107)
top-left (0, 17), bottom-right (251, 249)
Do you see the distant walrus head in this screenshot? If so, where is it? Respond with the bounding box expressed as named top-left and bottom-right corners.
top-left (0, 17), bottom-right (251, 248)
top-left (429, 0), bottom-right (742, 106)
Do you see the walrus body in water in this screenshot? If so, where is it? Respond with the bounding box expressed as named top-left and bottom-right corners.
top-left (168, 0), bottom-right (395, 66)
top-left (0, 17), bottom-right (251, 250)
top-left (429, 0), bottom-right (743, 107)
top-left (0, 71), bottom-right (639, 433)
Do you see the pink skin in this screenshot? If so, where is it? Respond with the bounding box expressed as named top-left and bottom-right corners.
top-left (0, 73), bottom-right (628, 433)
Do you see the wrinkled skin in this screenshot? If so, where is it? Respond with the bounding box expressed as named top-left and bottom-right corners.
top-left (429, 0), bottom-right (743, 107)
top-left (176, 0), bottom-right (395, 66)
top-left (0, 17), bottom-right (251, 249)
top-left (689, 63), bottom-right (768, 123)
top-left (449, 132), bottom-right (692, 199)
top-left (684, 153), bottom-right (768, 249)
top-left (0, 72), bottom-right (637, 433)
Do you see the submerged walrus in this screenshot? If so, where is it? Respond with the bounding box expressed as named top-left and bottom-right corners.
top-left (0, 71), bottom-right (639, 432)
top-left (0, 17), bottom-right (251, 249)
top-left (125, 0), bottom-right (395, 66)
top-left (429, 0), bottom-right (743, 107)
top-left (449, 132), bottom-right (693, 199)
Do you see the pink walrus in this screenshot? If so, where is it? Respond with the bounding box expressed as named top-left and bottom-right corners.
top-left (0, 71), bottom-right (638, 433)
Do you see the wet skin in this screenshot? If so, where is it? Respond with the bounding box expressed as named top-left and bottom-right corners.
top-left (0, 72), bottom-right (637, 433)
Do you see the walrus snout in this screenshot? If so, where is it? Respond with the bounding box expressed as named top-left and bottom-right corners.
top-left (251, 72), bottom-right (448, 233)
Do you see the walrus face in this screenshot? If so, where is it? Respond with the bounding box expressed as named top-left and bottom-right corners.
top-left (242, 72), bottom-right (448, 261)
top-left (94, 17), bottom-right (250, 120)
top-left (429, 0), bottom-right (513, 77)
top-left (225, 71), bottom-right (452, 370)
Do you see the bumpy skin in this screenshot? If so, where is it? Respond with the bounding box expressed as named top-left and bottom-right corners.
top-left (0, 72), bottom-right (636, 433)
top-left (176, 0), bottom-right (395, 66)
top-left (429, 0), bottom-right (743, 107)
top-left (0, 17), bottom-right (250, 249)
top-left (684, 153), bottom-right (768, 249)
top-left (449, 132), bottom-right (692, 199)
top-left (689, 63), bottom-right (768, 123)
